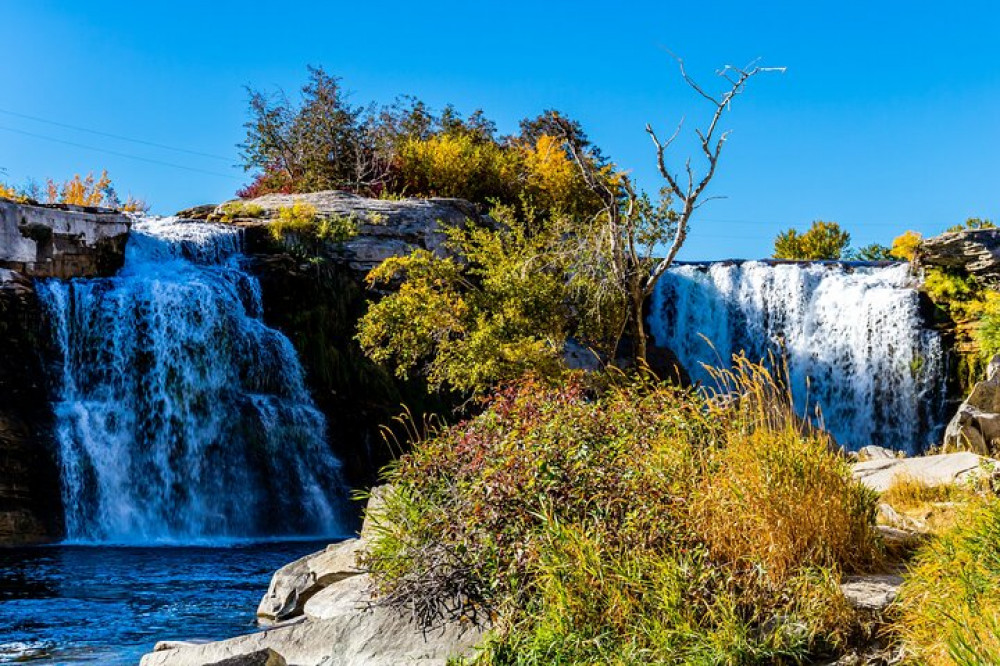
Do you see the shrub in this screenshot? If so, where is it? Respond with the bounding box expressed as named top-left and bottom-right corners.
top-left (773, 221), bottom-right (851, 260)
top-left (218, 201), bottom-right (265, 222)
top-left (363, 360), bottom-right (881, 664)
top-left (896, 499), bottom-right (1000, 666)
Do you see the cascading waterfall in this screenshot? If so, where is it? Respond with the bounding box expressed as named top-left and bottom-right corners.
top-left (649, 261), bottom-right (947, 453)
top-left (38, 218), bottom-right (346, 543)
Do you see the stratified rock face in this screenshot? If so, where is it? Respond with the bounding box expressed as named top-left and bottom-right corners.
top-left (919, 228), bottom-right (1000, 285)
top-left (0, 198), bottom-right (130, 278)
top-left (0, 273), bottom-right (62, 545)
top-left (196, 190), bottom-right (482, 273)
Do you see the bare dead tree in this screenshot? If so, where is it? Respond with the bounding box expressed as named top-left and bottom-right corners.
top-left (555, 56), bottom-right (784, 364)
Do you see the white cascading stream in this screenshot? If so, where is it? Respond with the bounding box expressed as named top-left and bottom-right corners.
top-left (38, 218), bottom-right (346, 544)
top-left (648, 261), bottom-right (947, 453)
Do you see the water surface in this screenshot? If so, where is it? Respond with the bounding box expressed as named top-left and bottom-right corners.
top-left (0, 541), bottom-right (331, 665)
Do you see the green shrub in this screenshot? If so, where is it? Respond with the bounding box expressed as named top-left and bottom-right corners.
top-left (896, 499), bottom-right (1000, 666)
top-left (267, 203), bottom-right (357, 256)
top-left (363, 360), bottom-right (881, 664)
top-left (218, 201), bottom-right (265, 222)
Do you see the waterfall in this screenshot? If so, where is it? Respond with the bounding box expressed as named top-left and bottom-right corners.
top-left (38, 218), bottom-right (346, 544)
top-left (648, 261), bottom-right (947, 453)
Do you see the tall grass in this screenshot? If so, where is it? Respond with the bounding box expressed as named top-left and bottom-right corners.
top-left (364, 360), bottom-right (882, 664)
top-left (896, 499), bottom-right (1000, 666)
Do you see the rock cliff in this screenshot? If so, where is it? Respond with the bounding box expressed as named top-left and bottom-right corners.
top-left (0, 198), bottom-right (130, 278)
top-left (177, 192), bottom-right (481, 489)
top-left (0, 198), bottom-right (131, 544)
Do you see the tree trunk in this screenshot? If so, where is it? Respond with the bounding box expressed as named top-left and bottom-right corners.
top-left (630, 282), bottom-right (647, 365)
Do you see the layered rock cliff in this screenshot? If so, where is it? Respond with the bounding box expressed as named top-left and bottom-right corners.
top-left (0, 198), bottom-right (130, 545)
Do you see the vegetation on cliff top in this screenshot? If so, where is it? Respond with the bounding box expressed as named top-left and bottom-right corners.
top-left (363, 360), bottom-right (881, 664)
top-left (0, 169), bottom-right (147, 212)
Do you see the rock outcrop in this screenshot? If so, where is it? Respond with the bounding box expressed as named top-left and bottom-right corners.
top-left (943, 355), bottom-right (1000, 454)
top-left (0, 198), bottom-right (130, 278)
top-left (256, 539), bottom-right (364, 624)
top-left (918, 227), bottom-right (1000, 285)
top-left (174, 192), bottom-right (476, 490)
top-left (144, 487), bottom-right (486, 666)
top-left (0, 272), bottom-right (61, 544)
top-left (852, 451), bottom-right (996, 492)
top-left (0, 198), bottom-right (130, 545)
top-left (183, 190), bottom-right (482, 274)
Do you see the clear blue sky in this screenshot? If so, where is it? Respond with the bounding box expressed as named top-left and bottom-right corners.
top-left (3, 1), bottom-right (997, 260)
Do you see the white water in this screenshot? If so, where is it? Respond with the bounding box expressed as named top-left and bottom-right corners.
top-left (649, 261), bottom-right (947, 453)
top-left (38, 218), bottom-right (346, 543)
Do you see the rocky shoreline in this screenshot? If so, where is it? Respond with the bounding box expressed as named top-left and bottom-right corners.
top-left (141, 488), bottom-right (486, 666)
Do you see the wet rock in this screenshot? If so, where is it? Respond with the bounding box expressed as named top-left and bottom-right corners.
top-left (0, 275), bottom-right (62, 545)
top-left (256, 539), bottom-right (364, 624)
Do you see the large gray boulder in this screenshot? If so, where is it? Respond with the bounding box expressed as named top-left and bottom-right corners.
top-left (919, 228), bottom-right (1000, 285)
top-left (943, 356), bottom-right (1000, 454)
top-left (853, 451), bottom-right (995, 492)
top-left (256, 538), bottom-right (364, 624)
top-left (142, 577), bottom-right (486, 666)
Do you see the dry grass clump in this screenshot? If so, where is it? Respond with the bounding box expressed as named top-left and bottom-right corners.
top-left (895, 499), bottom-right (1000, 666)
top-left (363, 359), bottom-right (882, 664)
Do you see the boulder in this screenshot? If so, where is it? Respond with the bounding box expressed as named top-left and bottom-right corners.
top-left (840, 574), bottom-right (904, 613)
top-left (303, 572), bottom-right (371, 621)
top-left (943, 357), bottom-right (1000, 454)
top-left (853, 451), bottom-right (995, 492)
top-left (919, 228), bottom-right (1000, 285)
top-left (360, 484), bottom-right (393, 542)
top-left (856, 445), bottom-right (898, 461)
top-left (256, 538), bottom-right (364, 624)
top-left (141, 601), bottom-right (486, 666)
top-left (203, 650), bottom-right (287, 666)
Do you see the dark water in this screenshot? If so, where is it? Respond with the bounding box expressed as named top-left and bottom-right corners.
top-left (0, 540), bottom-right (332, 665)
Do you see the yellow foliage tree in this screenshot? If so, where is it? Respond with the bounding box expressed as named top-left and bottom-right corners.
top-left (890, 230), bottom-right (923, 261)
top-left (44, 170), bottom-right (148, 212)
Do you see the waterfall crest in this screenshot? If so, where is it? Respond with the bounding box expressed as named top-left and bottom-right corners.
top-left (649, 261), bottom-right (947, 453)
top-left (39, 218), bottom-right (346, 544)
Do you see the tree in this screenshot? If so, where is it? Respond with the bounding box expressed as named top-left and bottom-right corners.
top-left (355, 203), bottom-right (611, 394)
top-left (890, 230), bottom-right (923, 261)
top-left (555, 57), bottom-right (783, 363)
top-left (947, 217), bottom-right (996, 233)
top-left (773, 221), bottom-right (851, 260)
top-left (846, 243), bottom-right (894, 261)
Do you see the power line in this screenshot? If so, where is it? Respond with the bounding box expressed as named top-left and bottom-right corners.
top-left (0, 125), bottom-right (243, 180)
top-left (0, 107), bottom-right (235, 163)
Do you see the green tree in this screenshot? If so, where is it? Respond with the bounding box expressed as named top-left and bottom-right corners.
top-left (846, 243), bottom-right (894, 261)
top-left (355, 203), bottom-right (620, 394)
top-left (773, 220), bottom-right (851, 260)
top-left (947, 217), bottom-right (996, 233)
